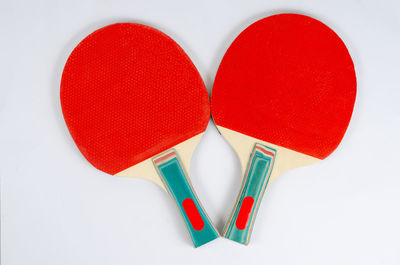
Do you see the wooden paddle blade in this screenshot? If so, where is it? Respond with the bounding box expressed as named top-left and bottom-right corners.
top-left (61, 23), bottom-right (210, 175)
top-left (212, 14), bottom-right (356, 160)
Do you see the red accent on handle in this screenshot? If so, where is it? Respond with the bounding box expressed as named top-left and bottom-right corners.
top-left (236, 196), bottom-right (255, 230)
top-left (182, 198), bottom-right (205, 231)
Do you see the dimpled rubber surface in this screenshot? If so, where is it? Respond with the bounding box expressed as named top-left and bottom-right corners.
top-left (211, 14), bottom-right (356, 159)
top-left (61, 23), bottom-right (209, 175)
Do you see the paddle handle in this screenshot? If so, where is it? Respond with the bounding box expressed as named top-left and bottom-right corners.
top-left (153, 149), bottom-right (219, 247)
top-left (223, 143), bottom-right (276, 245)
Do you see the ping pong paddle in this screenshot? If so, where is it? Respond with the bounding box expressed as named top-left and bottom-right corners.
top-left (211, 14), bottom-right (357, 245)
top-left (60, 23), bottom-right (219, 247)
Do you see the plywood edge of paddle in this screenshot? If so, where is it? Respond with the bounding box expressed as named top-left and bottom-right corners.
top-left (115, 133), bottom-right (204, 191)
top-left (217, 126), bottom-right (320, 182)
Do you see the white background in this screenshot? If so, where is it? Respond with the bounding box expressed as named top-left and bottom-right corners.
top-left (1, 0), bottom-right (400, 264)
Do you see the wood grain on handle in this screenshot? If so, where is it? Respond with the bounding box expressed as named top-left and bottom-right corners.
top-left (223, 144), bottom-right (276, 245)
top-left (153, 149), bottom-right (219, 247)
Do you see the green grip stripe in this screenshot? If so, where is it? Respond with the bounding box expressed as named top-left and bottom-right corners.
top-left (153, 150), bottom-right (219, 247)
top-left (223, 144), bottom-right (276, 245)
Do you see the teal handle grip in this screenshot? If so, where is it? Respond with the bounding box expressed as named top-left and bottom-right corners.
top-left (223, 143), bottom-right (276, 245)
top-left (153, 149), bottom-right (219, 247)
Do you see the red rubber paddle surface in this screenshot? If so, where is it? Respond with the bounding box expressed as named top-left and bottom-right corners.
top-left (61, 23), bottom-right (209, 175)
top-left (211, 14), bottom-right (356, 159)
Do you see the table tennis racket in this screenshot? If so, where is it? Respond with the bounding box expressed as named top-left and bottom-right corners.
top-left (211, 14), bottom-right (357, 245)
top-left (60, 23), bottom-right (219, 247)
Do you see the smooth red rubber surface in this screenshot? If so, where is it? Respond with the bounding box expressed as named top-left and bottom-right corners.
top-left (212, 14), bottom-right (356, 159)
top-left (61, 23), bottom-right (209, 175)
